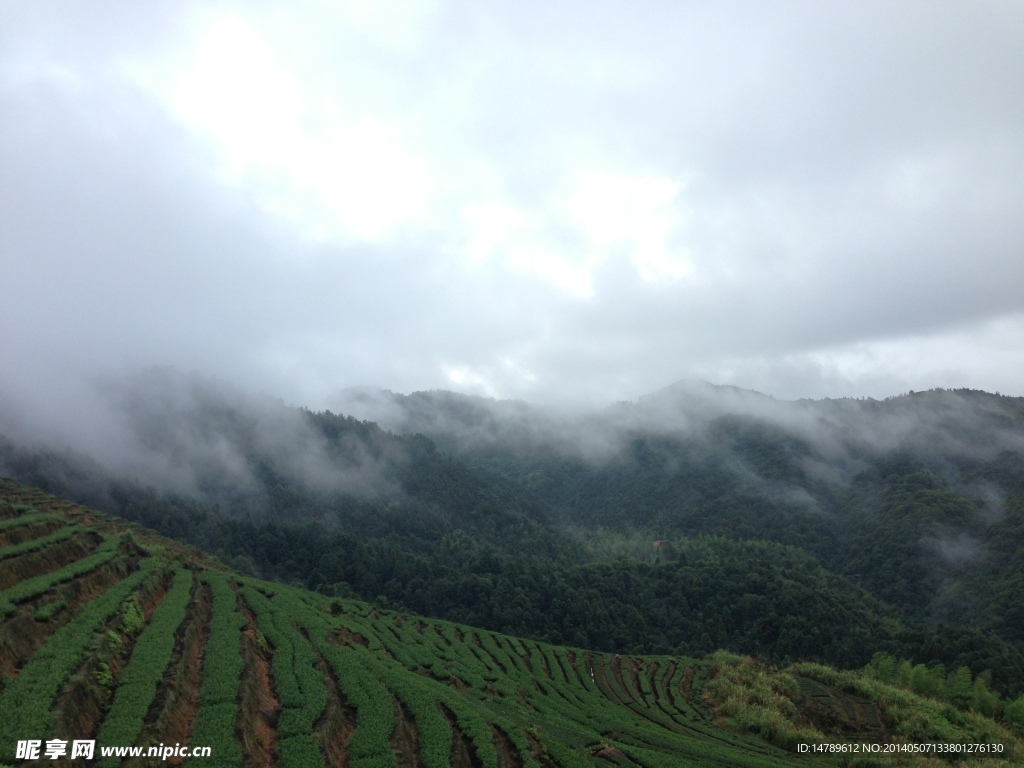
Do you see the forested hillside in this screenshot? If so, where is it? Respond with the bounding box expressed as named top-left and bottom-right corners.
top-left (2, 372), bottom-right (1023, 698)
top-left (2, 479), bottom-right (1023, 767)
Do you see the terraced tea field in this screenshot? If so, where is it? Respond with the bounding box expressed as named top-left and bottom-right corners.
top-left (0, 478), bottom-right (1018, 767)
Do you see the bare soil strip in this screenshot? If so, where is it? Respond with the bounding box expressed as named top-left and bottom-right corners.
top-left (0, 530), bottom-right (103, 591)
top-left (593, 655), bottom-right (632, 710)
top-left (533, 643), bottom-right (554, 681)
top-left (590, 744), bottom-right (628, 763)
top-left (623, 658), bottom-right (647, 707)
top-left (650, 663), bottom-right (687, 734)
top-left (679, 666), bottom-right (694, 701)
top-left (389, 696), bottom-right (425, 768)
top-left (491, 725), bottom-right (524, 768)
top-left (612, 657), bottom-right (640, 708)
top-left (432, 624), bottom-right (451, 646)
top-left (678, 665), bottom-right (704, 713)
top-left (509, 639), bottom-right (533, 674)
top-left (438, 704), bottom-right (483, 768)
top-left (551, 650), bottom-right (572, 686)
top-left (0, 557), bottom-right (135, 684)
top-left (570, 651), bottom-right (595, 691)
top-left (656, 661), bottom-right (686, 724)
top-left (645, 660), bottom-right (660, 704)
top-left (313, 644), bottom-right (356, 768)
top-left (50, 565), bottom-right (172, 746)
top-left (127, 573), bottom-right (212, 766)
top-left (331, 625), bottom-right (369, 648)
top-left (523, 731), bottom-right (559, 768)
top-left (463, 633), bottom-right (498, 674)
top-left (652, 661), bottom-right (694, 731)
top-left (480, 634), bottom-right (509, 675)
top-left (489, 637), bottom-right (518, 676)
top-left (0, 518), bottom-right (64, 548)
top-left (237, 593), bottom-right (280, 768)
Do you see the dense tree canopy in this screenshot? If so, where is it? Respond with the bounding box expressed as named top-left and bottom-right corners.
top-left (3, 385), bottom-right (1024, 695)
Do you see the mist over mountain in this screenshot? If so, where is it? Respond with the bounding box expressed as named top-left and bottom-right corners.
top-left (2, 369), bottom-right (1024, 694)
top-left (333, 378), bottom-right (1024, 497)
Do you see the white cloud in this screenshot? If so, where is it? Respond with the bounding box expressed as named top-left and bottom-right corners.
top-left (3, 0), bottom-right (1023, 416)
top-left (312, 0), bottom-right (439, 56)
top-left (504, 242), bottom-right (596, 298)
top-left (687, 313), bottom-right (1024, 401)
top-left (165, 15), bottom-right (302, 172)
top-left (126, 8), bottom-right (434, 243)
top-left (564, 170), bottom-right (689, 281)
top-left (443, 364), bottom-right (498, 398)
top-left (454, 169), bottom-right (689, 296)
top-left (461, 202), bottom-right (526, 263)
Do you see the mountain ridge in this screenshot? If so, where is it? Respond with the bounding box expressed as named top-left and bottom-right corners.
top-left (2, 370), bottom-right (1024, 696)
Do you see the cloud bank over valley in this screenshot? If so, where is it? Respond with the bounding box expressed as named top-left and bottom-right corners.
top-left (2, 1), bottom-right (1024, 427)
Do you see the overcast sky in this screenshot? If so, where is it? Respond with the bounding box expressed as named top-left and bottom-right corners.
top-left (3, 0), bottom-right (1024, 422)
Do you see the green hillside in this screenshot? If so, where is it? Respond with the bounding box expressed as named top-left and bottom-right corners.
top-left (7, 382), bottom-right (1024, 697)
top-left (2, 478), bottom-right (1023, 767)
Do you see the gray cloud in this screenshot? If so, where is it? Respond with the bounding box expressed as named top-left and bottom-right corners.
top-left (2, 0), bottom-right (1023, 435)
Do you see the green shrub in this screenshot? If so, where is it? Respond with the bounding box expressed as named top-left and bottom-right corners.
top-left (120, 596), bottom-right (146, 636)
top-left (0, 558), bottom-right (156, 757)
top-left (190, 571), bottom-right (246, 767)
top-left (704, 653), bottom-right (822, 751)
top-left (96, 567), bottom-right (193, 767)
top-left (0, 534), bottom-right (120, 616)
top-left (0, 524), bottom-right (82, 563)
top-left (33, 599), bottom-right (67, 621)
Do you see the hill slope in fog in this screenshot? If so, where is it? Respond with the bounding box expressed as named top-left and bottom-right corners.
top-left (3, 371), bottom-right (1024, 695)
